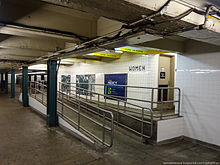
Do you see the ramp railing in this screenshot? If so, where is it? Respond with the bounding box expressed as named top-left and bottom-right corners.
top-left (60, 82), bottom-right (181, 119)
top-left (59, 82), bottom-right (155, 139)
top-left (29, 81), bottom-right (114, 148)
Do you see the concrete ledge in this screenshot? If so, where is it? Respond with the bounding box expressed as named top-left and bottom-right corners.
top-left (157, 117), bottom-right (184, 143)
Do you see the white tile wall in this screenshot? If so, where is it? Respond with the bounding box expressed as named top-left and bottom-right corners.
top-left (176, 52), bottom-right (220, 146)
top-left (58, 53), bottom-right (159, 109)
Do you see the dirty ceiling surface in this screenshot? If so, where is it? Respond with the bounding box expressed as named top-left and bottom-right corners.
top-left (0, 0), bottom-right (218, 71)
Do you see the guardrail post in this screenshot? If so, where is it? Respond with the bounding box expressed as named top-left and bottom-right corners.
top-left (102, 113), bottom-right (106, 145)
top-left (46, 60), bottom-right (58, 127)
top-left (11, 69), bottom-right (15, 98)
top-left (117, 101), bottom-right (120, 125)
top-left (98, 95), bottom-right (100, 106)
top-left (141, 108), bottom-right (144, 141)
top-left (61, 91), bottom-right (64, 117)
top-left (178, 89), bottom-right (181, 117)
top-left (22, 66), bottom-right (29, 107)
top-left (151, 89), bottom-right (154, 110)
top-left (42, 83), bottom-right (44, 104)
top-left (90, 84), bottom-right (92, 100)
top-left (160, 89), bottom-right (163, 120)
top-left (78, 100), bottom-right (81, 130)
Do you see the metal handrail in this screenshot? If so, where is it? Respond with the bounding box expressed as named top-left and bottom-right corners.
top-left (68, 82), bottom-right (180, 90)
top-left (57, 90), bottom-right (114, 147)
top-left (28, 81), bottom-right (114, 148)
top-left (59, 82), bottom-right (181, 118)
top-left (59, 82), bottom-right (154, 139)
top-left (63, 83), bottom-right (181, 119)
top-left (29, 81), bottom-right (47, 105)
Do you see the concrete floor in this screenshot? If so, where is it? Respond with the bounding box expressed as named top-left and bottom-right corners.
top-left (0, 91), bottom-right (220, 165)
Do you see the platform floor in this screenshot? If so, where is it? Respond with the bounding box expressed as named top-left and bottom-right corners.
top-left (0, 91), bottom-right (220, 165)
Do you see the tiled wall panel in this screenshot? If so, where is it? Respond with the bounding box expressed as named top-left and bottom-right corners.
top-left (176, 53), bottom-right (220, 146)
top-left (58, 53), bottom-right (159, 108)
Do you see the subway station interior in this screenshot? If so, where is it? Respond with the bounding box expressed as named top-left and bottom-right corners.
top-left (0, 0), bottom-right (220, 164)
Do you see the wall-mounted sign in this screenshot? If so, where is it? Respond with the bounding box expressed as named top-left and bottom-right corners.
top-left (120, 47), bottom-right (167, 54)
top-left (76, 74), bottom-right (95, 95)
top-left (160, 72), bottom-right (166, 79)
top-left (104, 74), bottom-right (127, 100)
top-left (129, 65), bottom-right (145, 72)
top-left (93, 52), bottom-right (121, 59)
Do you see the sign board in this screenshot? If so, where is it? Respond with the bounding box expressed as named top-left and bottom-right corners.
top-left (160, 72), bottom-right (166, 79)
top-left (129, 65), bottom-right (145, 71)
top-left (76, 74), bottom-right (95, 95)
top-left (104, 74), bottom-right (127, 100)
top-left (120, 47), bottom-right (167, 55)
top-left (93, 52), bottom-right (121, 59)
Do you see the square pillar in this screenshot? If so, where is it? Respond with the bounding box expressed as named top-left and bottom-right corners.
top-left (11, 69), bottom-right (15, 98)
top-left (5, 72), bottom-right (8, 94)
top-left (22, 66), bottom-right (29, 107)
top-left (47, 60), bottom-right (58, 127)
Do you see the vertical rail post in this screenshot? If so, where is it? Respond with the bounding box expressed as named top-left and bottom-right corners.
top-left (42, 83), bottom-right (44, 104)
top-left (117, 100), bottom-right (120, 125)
top-left (104, 84), bottom-right (107, 108)
top-left (178, 89), bottom-right (181, 117)
top-left (160, 89), bottom-right (163, 120)
top-left (123, 102), bottom-right (126, 112)
top-left (90, 84), bottom-right (92, 100)
top-left (102, 113), bottom-right (106, 145)
top-left (151, 89), bottom-right (154, 110)
top-left (59, 82), bottom-right (61, 99)
top-left (78, 100), bottom-right (81, 130)
top-left (61, 90), bottom-right (64, 117)
top-left (141, 108), bottom-right (144, 141)
top-left (98, 94), bottom-right (100, 106)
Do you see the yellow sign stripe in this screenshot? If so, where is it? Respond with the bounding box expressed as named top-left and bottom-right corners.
top-left (208, 15), bottom-right (220, 23)
top-left (93, 52), bottom-right (121, 59)
top-left (120, 47), bottom-right (167, 54)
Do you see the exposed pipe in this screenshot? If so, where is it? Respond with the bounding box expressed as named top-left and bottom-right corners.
top-left (28, 0), bottom-right (174, 63)
top-left (155, 8), bottom-right (194, 24)
top-left (17, 1), bottom-right (220, 66)
top-left (0, 21), bottom-right (87, 42)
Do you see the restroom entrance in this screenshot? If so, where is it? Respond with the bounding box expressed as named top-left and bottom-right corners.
top-left (157, 55), bottom-right (175, 110)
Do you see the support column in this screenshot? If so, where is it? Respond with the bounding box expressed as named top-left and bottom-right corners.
top-left (1, 73), bottom-right (3, 91)
top-left (47, 60), bottom-right (58, 127)
top-left (5, 72), bottom-right (8, 94)
top-left (22, 66), bottom-right (29, 107)
top-left (11, 69), bottom-right (15, 98)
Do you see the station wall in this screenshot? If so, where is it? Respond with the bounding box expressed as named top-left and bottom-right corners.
top-left (176, 41), bottom-right (220, 146)
top-left (58, 53), bottom-right (159, 109)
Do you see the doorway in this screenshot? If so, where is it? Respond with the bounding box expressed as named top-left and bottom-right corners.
top-left (157, 55), bottom-right (175, 110)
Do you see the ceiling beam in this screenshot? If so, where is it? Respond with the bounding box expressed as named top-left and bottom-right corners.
top-left (0, 36), bottom-right (66, 52)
